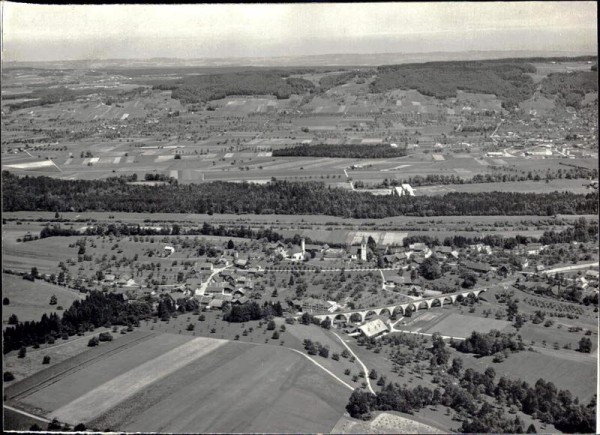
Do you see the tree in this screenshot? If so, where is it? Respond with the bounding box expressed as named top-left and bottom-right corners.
top-left (4, 371), bottom-right (15, 381)
top-left (577, 337), bottom-right (592, 353)
top-left (272, 331), bottom-right (280, 339)
top-left (448, 357), bottom-right (463, 377)
top-left (43, 355), bottom-right (51, 364)
top-left (301, 312), bottom-right (312, 325)
top-left (346, 389), bottom-right (375, 418)
top-left (74, 423), bottom-right (87, 431)
top-left (419, 257), bottom-right (442, 280)
top-left (50, 294), bottom-right (58, 305)
top-left (318, 346), bottom-right (329, 358)
top-left (369, 368), bottom-right (378, 380)
top-left (320, 317), bottom-right (331, 329)
top-left (271, 289), bottom-right (278, 297)
top-left (227, 239), bottom-right (235, 249)
top-left (88, 336), bottom-right (99, 347)
top-left (526, 423), bottom-right (537, 433)
top-left (267, 319), bottom-right (276, 330)
top-left (18, 346), bottom-right (26, 358)
top-left (461, 274), bottom-right (477, 289)
top-left (8, 313), bottom-right (18, 325)
top-left (3, 297), bottom-right (9, 305)
top-left (48, 418), bottom-right (62, 430)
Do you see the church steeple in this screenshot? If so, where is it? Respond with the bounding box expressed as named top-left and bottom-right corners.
top-left (360, 236), bottom-right (367, 261)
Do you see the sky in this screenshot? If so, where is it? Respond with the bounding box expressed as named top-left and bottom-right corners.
top-left (2, 2), bottom-right (597, 62)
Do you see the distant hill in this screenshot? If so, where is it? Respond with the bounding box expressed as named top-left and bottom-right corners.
top-left (3, 50), bottom-right (596, 70)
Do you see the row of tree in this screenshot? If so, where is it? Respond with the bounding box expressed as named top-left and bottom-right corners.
top-left (4, 172), bottom-right (597, 218)
top-left (3, 292), bottom-right (152, 354)
top-left (273, 144), bottom-right (407, 159)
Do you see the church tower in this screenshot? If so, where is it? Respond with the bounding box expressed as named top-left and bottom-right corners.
top-left (360, 236), bottom-right (367, 261)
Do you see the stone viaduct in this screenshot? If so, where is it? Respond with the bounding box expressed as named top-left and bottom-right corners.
top-left (310, 288), bottom-right (487, 324)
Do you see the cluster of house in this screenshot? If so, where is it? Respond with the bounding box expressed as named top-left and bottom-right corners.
top-left (194, 268), bottom-right (265, 309)
top-left (268, 238), bottom-right (368, 262)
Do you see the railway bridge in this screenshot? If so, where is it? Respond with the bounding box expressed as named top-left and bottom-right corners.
top-left (310, 288), bottom-right (487, 324)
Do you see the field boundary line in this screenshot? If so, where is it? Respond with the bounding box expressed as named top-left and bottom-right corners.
top-left (6, 331), bottom-right (156, 401)
top-left (232, 340), bottom-right (354, 391)
top-left (4, 404), bottom-right (52, 423)
top-left (288, 348), bottom-right (354, 392)
top-left (330, 331), bottom-right (375, 395)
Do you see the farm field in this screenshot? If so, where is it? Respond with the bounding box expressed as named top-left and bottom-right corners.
top-left (8, 332), bottom-right (351, 433)
top-left (415, 179), bottom-right (592, 195)
top-left (2, 273), bottom-right (84, 325)
top-left (411, 312), bottom-right (511, 338)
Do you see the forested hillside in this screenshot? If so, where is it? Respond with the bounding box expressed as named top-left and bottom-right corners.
top-left (541, 71), bottom-right (598, 108)
top-left (3, 172), bottom-right (597, 218)
top-left (370, 61), bottom-right (537, 108)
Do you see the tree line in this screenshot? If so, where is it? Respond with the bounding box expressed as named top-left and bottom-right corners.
top-left (402, 217), bottom-right (598, 249)
top-left (3, 172), bottom-right (597, 218)
top-left (273, 144), bottom-right (407, 159)
top-left (3, 292), bottom-right (152, 354)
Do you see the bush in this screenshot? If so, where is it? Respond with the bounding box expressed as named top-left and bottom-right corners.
top-left (74, 423), bottom-right (87, 431)
top-left (88, 336), bottom-right (99, 347)
top-left (187, 323), bottom-right (195, 331)
top-left (42, 355), bottom-right (51, 364)
top-left (318, 345), bottom-right (329, 358)
top-left (4, 371), bottom-right (15, 381)
top-left (18, 346), bottom-right (26, 358)
top-left (8, 313), bottom-right (19, 325)
top-left (272, 331), bottom-right (280, 339)
top-left (2, 297), bottom-right (9, 305)
top-left (98, 332), bottom-right (113, 342)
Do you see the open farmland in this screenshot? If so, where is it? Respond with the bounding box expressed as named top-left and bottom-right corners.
top-left (2, 43), bottom-right (598, 435)
top-left (2, 274), bottom-right (83, 325)
top-left (7, 332), bottom-right (351, 433)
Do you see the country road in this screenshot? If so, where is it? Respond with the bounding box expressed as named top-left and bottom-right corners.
top-left (331, 330), bottom-right (375, 395)
top-left (541, 262), bottom-right (599, 275)
top-left (197, 264), bottom-right (232, 295)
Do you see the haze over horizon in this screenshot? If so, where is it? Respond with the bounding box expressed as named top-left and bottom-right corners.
top-left (2, 2), bottom-right (598, 63)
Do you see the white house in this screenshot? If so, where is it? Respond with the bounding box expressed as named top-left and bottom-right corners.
top-left (358, 318), bottom-right (389, 339)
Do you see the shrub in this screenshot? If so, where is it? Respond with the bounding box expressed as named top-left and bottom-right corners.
top-left (4, 371), bottom-right (15, 381)
top-left (98, 332), bottom-right (113, 342)
top-left (42, 355), bottom-right (51, 364)
top-left (88, 336), bottom-right (99, 347)
top-left (18, 346), bottom-right (26, 358)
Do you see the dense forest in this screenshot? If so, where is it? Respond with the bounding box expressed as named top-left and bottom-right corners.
top-left (153, 71), bottom-right (316, 103)
top-left (370, 61), bottom-right (537, 108)
top-left (540, 71), bottom-right (598, 108)
top-left (272, 144), bottom-right (407, 158)
top-left (3, 172), bottom-right (597, 218)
